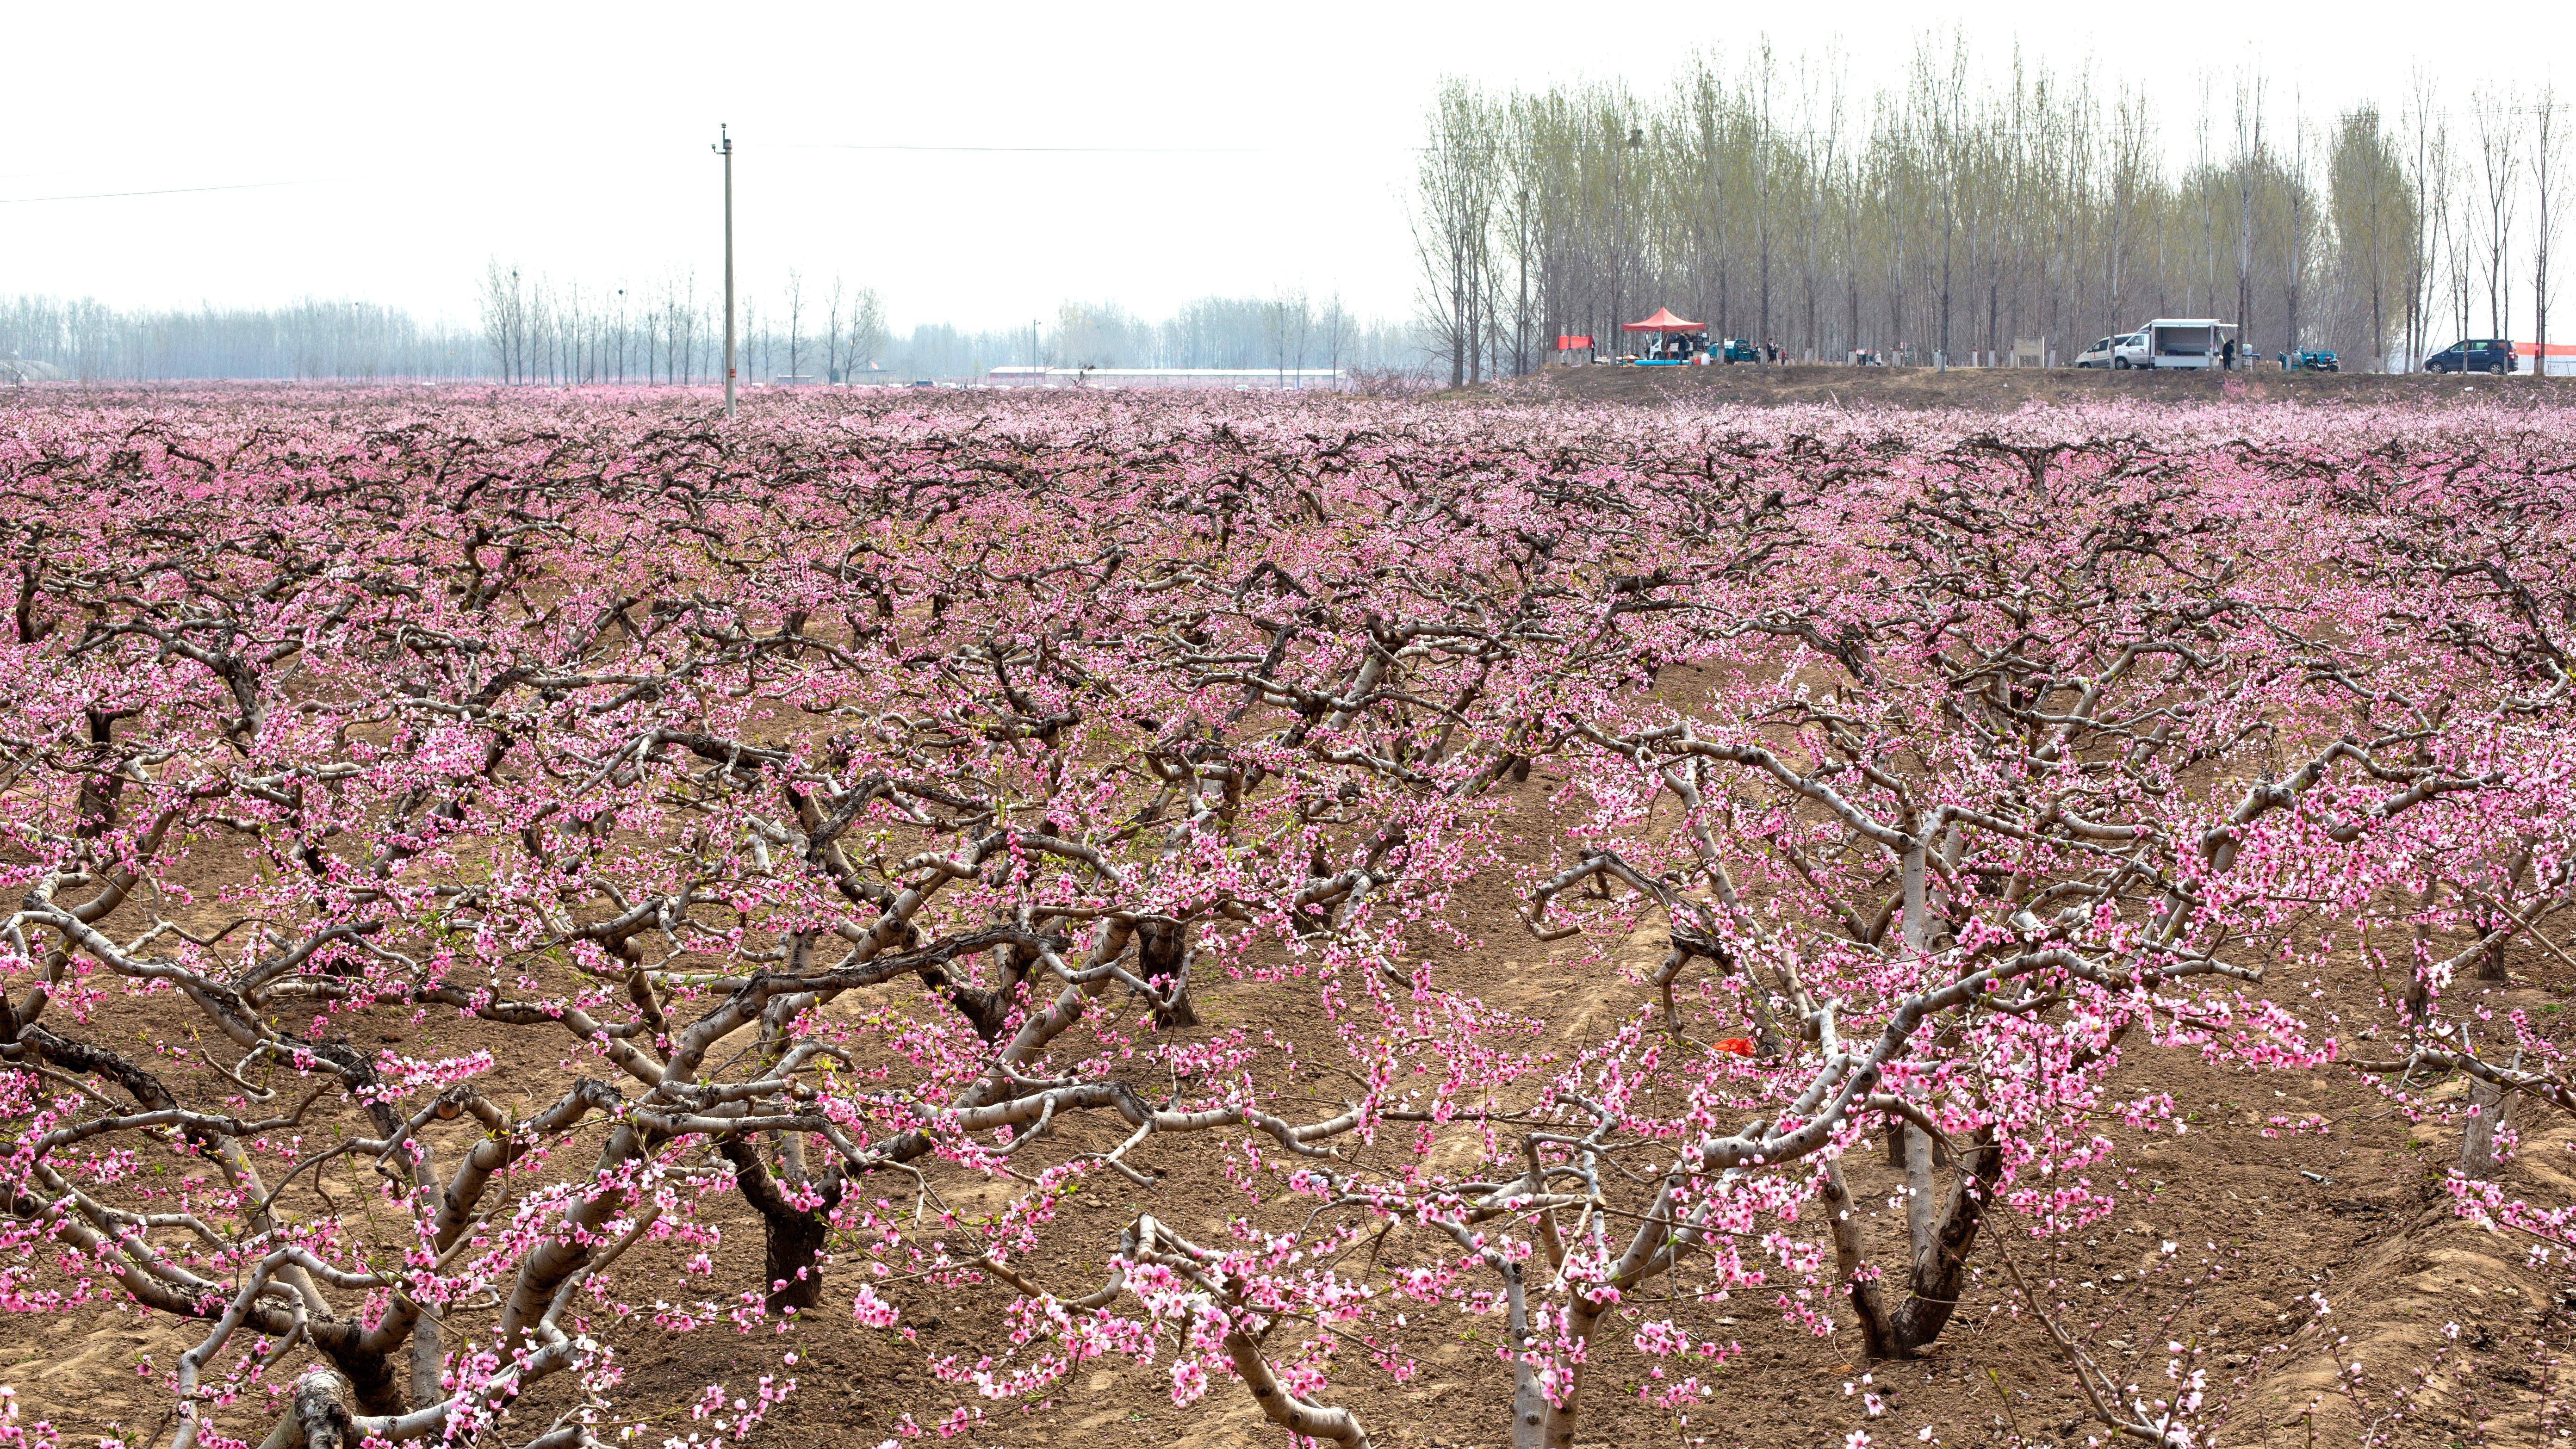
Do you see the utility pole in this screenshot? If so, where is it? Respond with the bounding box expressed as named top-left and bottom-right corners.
top-left (713, 124), bottom-right (736, 418)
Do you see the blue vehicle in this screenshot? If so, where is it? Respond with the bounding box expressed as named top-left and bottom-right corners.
top-left (2425, 338), bottom-right (2515, 374)
top-left (2294, 348), bottom-right (2340, 373)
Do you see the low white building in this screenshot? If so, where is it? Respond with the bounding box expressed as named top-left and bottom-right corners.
top-left (2521, 345), bottom-right (2576, 377)
top-left (986, 366), bottom-right (1344, 390)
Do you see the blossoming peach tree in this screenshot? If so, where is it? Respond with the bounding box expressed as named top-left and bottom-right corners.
top-left (0, 393), bottom-right (2568, 1449)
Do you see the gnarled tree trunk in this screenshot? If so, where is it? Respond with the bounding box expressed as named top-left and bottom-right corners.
top-left (721, 1137), bottom-right (847, 1314)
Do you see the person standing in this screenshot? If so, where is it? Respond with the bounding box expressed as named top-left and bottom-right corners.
top-left (2221, 336), bottom-right (2236, 371)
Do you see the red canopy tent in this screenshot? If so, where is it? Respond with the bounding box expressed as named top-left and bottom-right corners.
top-left (1620, 308), bottom-right (1705, 333)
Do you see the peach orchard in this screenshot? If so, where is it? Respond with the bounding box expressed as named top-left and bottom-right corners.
top-left (1, 391), bottom-right (2572, 1449)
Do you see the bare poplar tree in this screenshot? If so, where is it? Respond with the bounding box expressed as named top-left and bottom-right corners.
top-left (1906, 36), bottom-right (1972, 361)
top-left (2535, 89), bottom-right (2564, 375)
top-left (1498, 127), bottom-right (1539, 377)
top-left (2106, 89), bottom-right (2158, 347)
top-left (478, 260), bottom-right (518, 384)
top-left (1320, 291), bottom-right (1351, 379)
top-left (2473, 88), bottom-right (2521, 341)
top-left (782, 269), bottom-right (807, 381)
top-left (1794, 50), bottom-right (1845, 358)
top-left (2197, 74), bottom-right (2219, 318)
top-left (823, 276), bottom-right (847, 383)
top-left (2234, 71), bottom-right (2268, 359)
top-left (1751, 43), bottom-right (1782, 349)
top-left (2284, 101), bottom-right (2315, 354)
top-left (848, 286), bottom-right (888, 374)
top-left (2403, 71), bottom-right (2454, 367)
top-left (1412, 79), bottom-right (1499, 387)
top-left (2453, 198), bottom-right (2480, 343)
top-left (672, 274), bottom-right (700, 385)
top-left (2332, 105), bottom-right (2410, 369)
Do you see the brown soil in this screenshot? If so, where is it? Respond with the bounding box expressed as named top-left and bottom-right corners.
top-left (14, 765), bottom-right (2573, 1449)
top-left (1506, 361), bottom-right (2576, 412)
top-left (10, 418), bottom-right (2575, 1449)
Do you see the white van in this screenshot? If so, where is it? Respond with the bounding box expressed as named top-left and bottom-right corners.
top-left (2076, 331), bottom-right (2152, 369)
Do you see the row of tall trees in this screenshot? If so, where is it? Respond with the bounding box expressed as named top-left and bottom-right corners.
top-left (1415, 43), bottom-right (2567, 381)
top-left (0, 295), bottom-right (484, 382)
top-left (476, 263), bottom-right (891, 386)
top-left (1027, 291), bottom-right (1418, 373)
top-left (0, 275), bottom-right (879, 388)
top-left (4, 279), bottom-right (1422, 384)
top-left (476, 262), bottom-right (896, 386)
top-left (475, 273), bottom-right (1425, 383)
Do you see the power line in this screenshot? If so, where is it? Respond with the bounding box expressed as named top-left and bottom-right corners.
top-left (0, 179), bottom-right (325, 205)
top-left (795, 144), bottom-right (1267, 154)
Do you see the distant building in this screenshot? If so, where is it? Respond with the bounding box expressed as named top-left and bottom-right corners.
top-left (2519, 344), bottom-right (2576, 378)
top-left (986, 365), bottom-right (1344, 390)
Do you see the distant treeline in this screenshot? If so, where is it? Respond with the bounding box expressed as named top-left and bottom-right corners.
top-left (946, 294), bottom-right (1426, 378)
top-left (472, 269), bottom-right (1424, 383)
top-left (1, 274), bottom-right (1427, 384)
top-left (0, 296), bottom-right (485, 382)
top-left (1414, 41), bottom-right (2565, 380)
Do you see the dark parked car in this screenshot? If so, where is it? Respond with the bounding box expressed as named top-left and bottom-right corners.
top-left (2426, 339), bottom-right (2516, 374)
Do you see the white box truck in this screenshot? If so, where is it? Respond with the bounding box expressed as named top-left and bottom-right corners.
top-left (2138, 319), bottom-right (2236, 370)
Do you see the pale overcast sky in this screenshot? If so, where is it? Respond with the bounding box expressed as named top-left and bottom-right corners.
top-left (7, 1), bottom-right (2563, 331)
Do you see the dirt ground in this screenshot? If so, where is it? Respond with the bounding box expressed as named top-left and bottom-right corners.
top-left (9, 399), bottom-right (2575, 1449)
top-left (12, 755), bottom-right (2572, 1449)
top-left (1502, 360), bottom-right (2576, 413)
